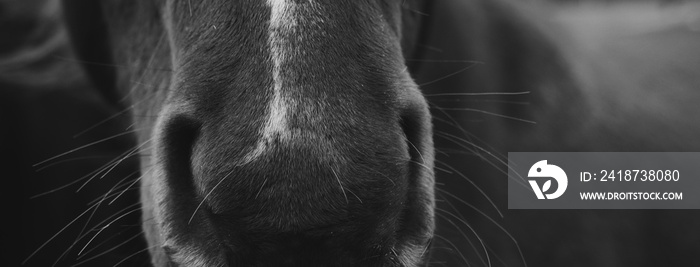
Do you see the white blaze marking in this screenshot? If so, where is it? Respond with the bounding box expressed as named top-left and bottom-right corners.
top-left (240, 0), bottom-right (300, 164)
top-left (265, 0), bottom-right (295, 141)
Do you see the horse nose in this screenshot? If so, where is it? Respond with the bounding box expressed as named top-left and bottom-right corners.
top-left (158, 82), bottom-right (431, 223)
top-left (151, 75), bottom-right (434, 263)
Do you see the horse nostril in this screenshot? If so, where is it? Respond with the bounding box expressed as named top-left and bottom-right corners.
top-left (398, 86), bottom-right (434, 175)
top-left (157, 114), bottom-right (203, 222)
top-left (161, 115), bottom-right (199, 185)
top-left (401, 106), bottom-right (431, 169)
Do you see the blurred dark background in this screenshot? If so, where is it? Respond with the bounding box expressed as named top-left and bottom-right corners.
top-left (2, 0), bottom-right (147, 266)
